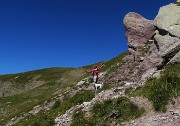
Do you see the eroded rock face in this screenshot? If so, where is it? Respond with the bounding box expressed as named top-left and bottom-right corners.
top-left (106, 1), bottom-right (180, 86)
top-left (123, 3), bottom-right (180, 83)
top-left (124, 12), bottom-right (155, 49)
top-left (123, 12), bottom-right (156, 64)
top-left (133, 43), bottom-right (163, 82)
top-left (122, 12), bottom-right (160, 83)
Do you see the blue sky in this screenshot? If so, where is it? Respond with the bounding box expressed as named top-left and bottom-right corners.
top-left (0, 0), bottom-right (174, 74)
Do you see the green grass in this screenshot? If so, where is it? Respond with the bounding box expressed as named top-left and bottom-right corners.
top-left (0, 83), bottom-right (65, 125)
top-left (16, 90), bottom-right (95, 126)
top-left (0, 68), bottom-right (87, 125)
top-left (71, 97), bottom-right (144, 126)
top-left (71, 109), bottom-right (96, 126)
top-left (126, 63), bottom-right (180, 112)
top-left (0, 68), bottom-right (73, 85)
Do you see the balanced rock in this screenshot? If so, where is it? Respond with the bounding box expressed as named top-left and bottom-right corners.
top-left (123, 12), bottom-right (155, 49)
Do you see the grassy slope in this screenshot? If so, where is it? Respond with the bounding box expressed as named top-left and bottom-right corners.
top-left (17, 90), bottom-right (95, 126)
top-left (0, 67), bottom-right (87, 125)
top-left (126, 63), bottom-right (180, 112)
top-left (0, 52), bottom-right (127, 126)
top-left (71, 97), bottom-right (144, 126)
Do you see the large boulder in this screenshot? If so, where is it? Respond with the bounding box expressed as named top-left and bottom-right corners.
top-left (154, 34), bottom-right (180, 58)
top-left (154, 3), bottom-right (180, 38)
top-left (154, 2), bottom-right (180, 64)
top-left (123, 12), bottom-right (155, 49)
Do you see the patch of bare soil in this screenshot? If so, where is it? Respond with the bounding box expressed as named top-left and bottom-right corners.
top-left (125, 97), bottom-right (180, 126)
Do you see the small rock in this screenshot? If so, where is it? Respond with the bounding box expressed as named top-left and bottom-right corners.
top-left (83, 102), bottom-right (91, 107)
top-left (159, 116), bottom-right (168, 120)
top-left (152, 118), bottom-right (157, 121)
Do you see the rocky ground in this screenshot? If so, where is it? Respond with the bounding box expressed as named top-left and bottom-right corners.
top-left (55, 86), bottom-right (125, 126)
top-left (55, 81), bottom-right (180, 126)
top-left (126, 98), bottom-right (180, 126)
top-left (128, 107), bottom-right (180, 126)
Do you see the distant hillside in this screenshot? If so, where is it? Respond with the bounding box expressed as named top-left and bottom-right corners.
top-left (0, 67), bottom-right (75, 97)
top-left (0, 67), bottom-right (86, 125)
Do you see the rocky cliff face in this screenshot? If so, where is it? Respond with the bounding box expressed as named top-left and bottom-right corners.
top-left (106, 1), bottom-right (180, 86)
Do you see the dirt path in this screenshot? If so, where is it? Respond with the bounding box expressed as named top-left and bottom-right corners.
top-left (126, 97), bottom-right (180, 126)
top-left (126, 108), bottom-right (180, 126)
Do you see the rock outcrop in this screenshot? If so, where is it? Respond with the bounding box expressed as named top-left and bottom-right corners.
top-left (106, 1), bottom-right (180, 86)
top-left (154, 2), bottom-right (180, 64)
top-left (124, 12), bottom-right (155, 49)
top-left (154, 3), bottom-right (180, 38)
top-left (123, 12), bottom-right (155, 63)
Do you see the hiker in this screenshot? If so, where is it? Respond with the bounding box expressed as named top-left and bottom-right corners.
top-left (86, 63), bottom-right (104, 84)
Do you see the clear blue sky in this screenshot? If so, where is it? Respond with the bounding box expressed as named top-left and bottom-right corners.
top-left (0, 0), bottom-right (174, 74)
